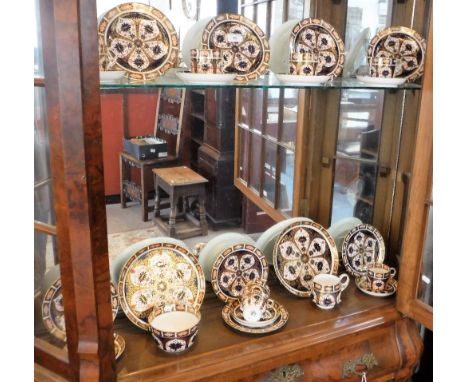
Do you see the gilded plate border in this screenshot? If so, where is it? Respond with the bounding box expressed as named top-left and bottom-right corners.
top-left (211, 243), bottom-right (268, 303)
top-left (118, 242), bottom-right (205, 331)
top-left (273, 220), bottom-right (339, 298)
top-left (289, 18), bottom-right (345, 78)
top-left (341, 224), bottom-right (386, 278)
top-left (367, 26), bottom-right (426, 82)
top-left (201, 13), bottom-right (270, 82)
top-left (98, 2), bottom-right (179, 81)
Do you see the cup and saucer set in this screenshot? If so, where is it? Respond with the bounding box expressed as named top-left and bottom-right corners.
top-left (209, 243), bottom-right (289, 334)
top-left (341, 224), bottom-right (398, 297)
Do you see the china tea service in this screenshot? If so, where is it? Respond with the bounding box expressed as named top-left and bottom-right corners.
top-left (355, 262), bottom-right (398, 297)
top-left (312, 273), bottom-right (350, 310)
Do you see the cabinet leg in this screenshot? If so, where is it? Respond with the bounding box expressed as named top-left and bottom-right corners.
top-left (153, 179), bottom-right (160, 219)
top-left (141, 167), bottom-right (148, 222)
top-left (199, 190), bottom-right (208, 236)
top-left (120, 154), bottom-right (127, 208)
top-left (169, 192), bottom-right (177, 237)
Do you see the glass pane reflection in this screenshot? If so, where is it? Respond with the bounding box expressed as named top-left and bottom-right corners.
top-left (278, 146), bottom-right (295, 215)
top-left (418, 205), bottom-right (433, 307)
top-left (331, 158), bottom-right (377, 224)
top-left (263, 140), bottom-right (277, 204)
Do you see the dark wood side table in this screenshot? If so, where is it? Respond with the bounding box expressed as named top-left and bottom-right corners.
top-left (153, 166), bottom-right (208, 239)
top-left (120, 151), bottom-right (178, 221)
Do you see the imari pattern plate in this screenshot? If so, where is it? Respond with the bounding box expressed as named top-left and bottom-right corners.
top-left (341, 224), bottom-right (385, 278)
top-left (42, 279), bottom-right (119, 342)
top-left (211, 244), bottom-right (268, 303)
top-left (289, 18), bottom-right (345, 78)
top-left (367, 26), bottom-right (426, 82)
top-left (273, 220), bottom-right (339, 297)
top-left (98, 2), bottom-right (179, 81)
top-left (114, 333), bottom-right (126, 360)
top-left (118, 242), bottom-right (205, 331)
top-left (201, 13), bottom-right (270, 81)
top-left (356, 276), bottom-right (397, 298)
top-left (222, 300), bottom-right (288, 334)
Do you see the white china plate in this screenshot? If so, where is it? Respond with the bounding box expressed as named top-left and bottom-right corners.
top-left (275, 73), bottom-right (331, 85)
top-left (198, 233), bottom-right (255, 281)
top-left (100, 71), bottom-right (126, 83)
top-left (355, 276), bottom-right (397, 297)
top-left (356, 75), bottom-right (406, 86)
top-left (256, 217), bottom-right (314, 264)
top-left (231, 299), bottom-right (280, 328)
top-left (176, 71), bottom-right (237, 85)
top-left (222, 301), bottom-right (289, 334)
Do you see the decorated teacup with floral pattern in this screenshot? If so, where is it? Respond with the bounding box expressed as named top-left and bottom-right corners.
top-left (148, 304), bottom-right (201, 354)
top-left (312, 273), bottom-right (349, 310)
top-left (191, 48), bottom-right (222, 74)
top-left (240, 281), bottom-right (270, 323)
top-left (365, 262), bottom-right (397, 292)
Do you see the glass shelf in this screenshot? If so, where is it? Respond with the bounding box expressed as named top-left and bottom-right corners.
top-left (100, 71), bottom-right (422, 92)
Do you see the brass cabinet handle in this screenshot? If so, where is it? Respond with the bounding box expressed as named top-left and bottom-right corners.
top-left (342, 353), bottom-right (378, 379)
top-left (267, 364), bottom-right (304, 382)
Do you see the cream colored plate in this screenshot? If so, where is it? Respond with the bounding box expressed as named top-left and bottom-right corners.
top-left (176, 71), bottom-right (237, 84)
top-left (356, 75), bottom-right (406, 86)
top-left (355, 276), bottom-right (397, 297)
top-left (275, 73), bottom-right (331, 85)
top-left (222, 301), bottom-right (288, 334)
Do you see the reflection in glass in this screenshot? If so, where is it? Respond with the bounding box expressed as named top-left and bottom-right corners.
top-left (271, 0), bottom-right (284, 31)
top-left (243, 4), bottom-right (254, 20)
top-left (239, 127), bottom-right (250, 182)
top-left (34, 0), bottom-right (43, 76)
top-left (280, 89), bottom-right (299, 146)
top-left (265, 89), bottom-right (281, 139)
top-left (257, 2), bottom-right (268, 34)
top-left (418, 205), bottom-right (433, 307)
top-left (288, 0), bottom-right (304, 20)
top-left (263, 140), bottom-right (277, 204)
top-left (250, 132), bottom-right (262, 193)
top-left (34, 232), bottom-right (66, 350)
top-left (240, 89), bottom-right (251, 126)
top-left (35, 87), bottom-right (55, 225)
top-left (331, 158), bottom-right (377, 224)
top-left (278, 146), bottom-right (295, 215)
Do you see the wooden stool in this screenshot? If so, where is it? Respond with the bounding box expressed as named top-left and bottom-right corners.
top-left (120, 152), bottom-right (178, 221)
top-left (153, 166), bottom-right (208, 239)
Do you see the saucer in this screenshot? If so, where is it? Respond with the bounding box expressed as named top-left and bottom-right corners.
top-left (231, 299), bottom-right (279, 328)
top-left (355, 276), bottom-right (397, 297)
top-left (222, 301), bottom-right (288, 334)
top-left (275, 73), bottom-right (331, 85)
top-left (356, 75), bottom-right (406, 86)
top-left (176, 71), bottom-right (237, 85)
top-left (114, 334), bottom-right (125, 360)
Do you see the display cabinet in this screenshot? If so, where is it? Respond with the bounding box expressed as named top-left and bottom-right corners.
top-left (34, 0), bottom-right (432, 381)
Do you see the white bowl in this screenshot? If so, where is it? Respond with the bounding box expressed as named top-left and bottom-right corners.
top-left (268, 19), bottom-right (301, 74)
top-left (99, 71), bottom-right (126, 82)
top-left (256, 217), bottom-right (314, 264)
top-left (198, 233), bottom-right (255, 281)
top-left (110, 237), bottom-right (189, 284)
top-left (275, 73), bottom-right (332, 85)
top-left (356, 75), bottom-right (406, 86)
top-left (176, 71), bottom-right (237, 85)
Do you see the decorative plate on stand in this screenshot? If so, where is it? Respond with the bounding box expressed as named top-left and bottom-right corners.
top-left (118, 242), bottom-right (205, 330)
top-left (222, 301), bottom-right (289, 334)
top-left (42, 280), bottom-right (119, 342)
top-left (211, 243), bottom-right (268, 303)
top-left (273, 220), bottom-right (339, 297)
top-left (289, 18), bottom-right (345, 78)
top-left (341, 224), bottom-right (386, 278)
top-left (201, 13), bottom-right (270, 81)
top-left (367, 26), bottom-right (426, 82)
top-left (98, 2), bottom-right (179, 81)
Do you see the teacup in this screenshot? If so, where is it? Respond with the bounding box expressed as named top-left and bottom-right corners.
top-left (312, 273), bottom-right (350, 310)
top-left (148, 304), bottom-right (201, 354)
top-left (191, 48), bottom-right (222, 74)
top-left (365, 262), bottom-right (397, 292)
top-left (289, 52), bottom-right (319, 76)
top-left (240, 281), bottom-right (270, 323)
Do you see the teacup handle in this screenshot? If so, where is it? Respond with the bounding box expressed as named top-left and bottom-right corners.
top-left (389, 267), bottom-right (397, 278)
top-left (339, 274), bottom-right (350, 291)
